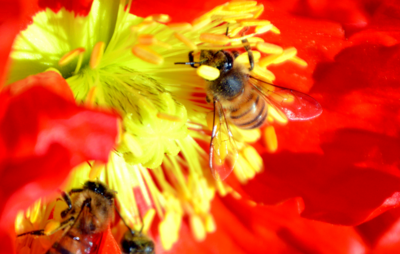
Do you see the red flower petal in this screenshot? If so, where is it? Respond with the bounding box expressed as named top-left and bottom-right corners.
top-left (98, 226), bottom-right (122, 254)
top-left (0, 73), bottom-right (119, 252)
top-left (37, 0), bottom-right (93, 16)
top-left (166, 196), bottom-right (365, 254)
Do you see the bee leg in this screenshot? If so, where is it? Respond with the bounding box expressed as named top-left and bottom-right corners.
top-left (188, 51), bottom-right (198, 68)
top-left (242, 38), bottom-right (254, 71)
top-left (60, 191), bottom-right (73, 219)
top-left (238, 26), bottom-right (254, 71)
top-left (17, 229), bottom-right (45, 237)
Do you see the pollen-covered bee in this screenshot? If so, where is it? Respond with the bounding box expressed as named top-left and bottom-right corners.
top-left (17, 181), bottom-right (116, 254)
top-left (175, 37), bottom-right (322, 181)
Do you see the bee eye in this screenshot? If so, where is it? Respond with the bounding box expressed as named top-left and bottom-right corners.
top-left (223, 52), bottom-right (234, 71)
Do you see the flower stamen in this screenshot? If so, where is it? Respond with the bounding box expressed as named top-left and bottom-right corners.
top-left (157, 112), bottom-right (185, 122)
top-left (58, 47), bottom-right (85, 67)
top-left (264, 126), bottom-right (278, 152)
top-left (174, 32), bottom-right (198, 50)
top-left (89, 41), bottom-right (105, 69)
top-left (132, 44), bottom-right (164, 65)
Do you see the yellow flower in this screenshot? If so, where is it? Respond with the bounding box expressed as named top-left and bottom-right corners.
top-left (10, 0), bottom-right (307, 252)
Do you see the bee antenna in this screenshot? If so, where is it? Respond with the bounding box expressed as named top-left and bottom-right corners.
top-left (115, 206), bottom-right (136, 235)
top-left (174, 61), bottom-right (200, 65)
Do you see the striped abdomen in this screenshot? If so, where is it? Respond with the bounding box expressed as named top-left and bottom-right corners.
top-left (227, 87), bottom-right (268, 129)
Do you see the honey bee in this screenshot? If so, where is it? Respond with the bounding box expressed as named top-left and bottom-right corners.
top-left (116, 208), bottom-right (155, 254)
top-left (120, 227), bottom-right (155, 254)
top-left (175, 38), bottom-right (322, 181)
top-left (17, 181), bottom-right (116, 254)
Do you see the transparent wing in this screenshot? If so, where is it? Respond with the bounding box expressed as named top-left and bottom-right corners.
top-left (209, 100), bottom-right (238, 181)
top-left (249, 77), bottom-right (323, 121)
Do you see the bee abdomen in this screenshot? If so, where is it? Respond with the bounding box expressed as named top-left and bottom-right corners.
top-left (229, 92), bottom-right (268, 129)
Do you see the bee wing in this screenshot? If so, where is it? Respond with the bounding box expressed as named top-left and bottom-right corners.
top-left (249, 77), bottom-right (323, 121)
top-left (209, 100), bottom-right (239, 181)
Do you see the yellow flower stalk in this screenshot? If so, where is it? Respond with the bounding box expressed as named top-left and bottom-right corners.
top-left (9, 0), bottom-right (308, 252)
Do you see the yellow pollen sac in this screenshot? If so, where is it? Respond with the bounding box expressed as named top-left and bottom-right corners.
top-left (88, 161), bottom-right (105, 180)
top-left (192, 17), bottom-right (211, 31)
top-left (264, 126), bottom-right (278, 152)
top-left (145, 14), bottom-right (171, 23)
top-left (197, 65), bottom-right (220, 81)
top-left (255, 24), bottom-right (273, 34)
top-left (290, 56), bottom-right (308, 67)
top-left (131, 21), bottom-right (155, 32)
top-left (253, 4), bottom-right (264, 19)
top-left (200, 33), bottom-right (230, 45)
top-left (142, 209), bottom-right (156, 234)
top-left (227, 27), bottom-right (244, 37)
top-left (89, 41), bottom-right (105, 69)
top-left (138, 34), bottom-right (157, 45)
top-left (225, 1), bottom-right (257, 10)
top-left (44, 220), bottom-right (60, 235)
top-left (271, 25), bottom-right (281, 34)
top-left (243, 146), bottom-right (263, 172)
top-left (212, 13), bottom-right (254, 22)
top-left (84, 86), bottom-right (97, 107)
top-left (190, 215), bottom-right (206, 241)
top-left (132, 45), bottom-right (164, 65)
top-left (58, 47), bottom-right (85, 66)
top-left (251, 65), bottom-right (275, 82)
top-left (174, 32), bottom-right (197, 50)
top-left (157, 112), bottom-right (184, 122)
top-left (268, 105), bottom-right (288, 124)
top-left (205, 214), bottom-right (216, 233)
top-left (167, 22), bottom-right (192, 31)
top-left (259, 47), bottom-right (298, 67)
top-left (240, 19), bottom-right (271, 26)
top-left (256, 42), bottom-right (283, 54)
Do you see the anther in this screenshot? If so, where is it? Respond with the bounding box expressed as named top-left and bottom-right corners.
top-left (88, 161), bottom-right (104, 180)
top-left (138, 34), bottom-right (157, 45)
top-left (255, 24), bottom-right (273, 34)
top-left (89, 42), bottom-right (105, 69)
top-left (200, 33), bottom-right (230, 45)
top-left (256, 42), bottom-right (283, 54)
top-left (264, 126), bottom-right (278, 152)
top-left (267, 105), bottom-right (288, 124)
top-left (225, 1), bottom-right (257, 10)
top-left (167, 22), bottom-right (192, 31)
top-left (59, 47), bottom-right (85, 66)
top-left (174, 32), bottom-right (197, 50)
top-left (259, 47), bottom-right (298, 67)
top-left (85, 86), bottom-right (97, 107)
top-left (290, 56), bottom-right (308, 67)
top-left (132, 45), bottom-right (164, 65)
top-left (145, 14), bottom-right (171, 23)
top-left (157, 112), bottom-right (184, 122)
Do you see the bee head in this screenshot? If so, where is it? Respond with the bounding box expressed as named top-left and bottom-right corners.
top-left (84, 181), bottom-right (115, 201)
top-left (201, 50), bottom-right (235, 73)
